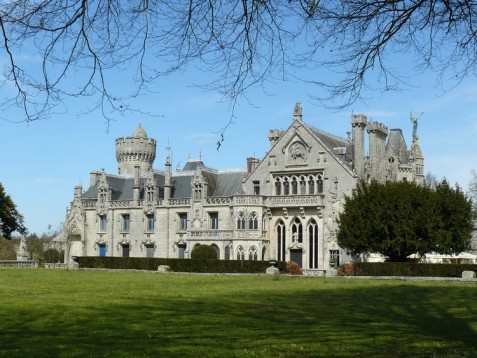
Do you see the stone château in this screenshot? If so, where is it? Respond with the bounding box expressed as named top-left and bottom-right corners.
top-left (58, 103), bottom-right (424, 270)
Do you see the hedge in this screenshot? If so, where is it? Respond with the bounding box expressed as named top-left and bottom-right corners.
top-left (352, 262), bottom-right (477, 277)
top-left (76, 256), bottom-right (286, 274)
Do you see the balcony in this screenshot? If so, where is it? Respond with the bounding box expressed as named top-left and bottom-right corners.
top-left (265, 195), bottom-right (324, 207)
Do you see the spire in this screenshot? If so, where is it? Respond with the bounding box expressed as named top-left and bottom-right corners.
top-left (293, 102), bottom-right (303, 122)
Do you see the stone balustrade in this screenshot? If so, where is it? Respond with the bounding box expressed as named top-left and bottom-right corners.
top-left (0, 260), bottom-right (39, 268)
top-left (44, 263), bottom-right (68, 269)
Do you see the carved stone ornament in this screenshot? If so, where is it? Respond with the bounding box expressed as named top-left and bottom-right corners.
top-left (288, 141), bottom-right (307, 162)
top-left (325, 223), bottom-right (337, 243)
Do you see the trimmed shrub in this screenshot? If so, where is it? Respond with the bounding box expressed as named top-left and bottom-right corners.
top-left (190, 245), bottom-right (218, 259)
top-left (76, 256), bottom-right (287, 274)
top-left (286, 261), bottom-right (303, 275)
top-left (353, 262), bottom-right (477, 277)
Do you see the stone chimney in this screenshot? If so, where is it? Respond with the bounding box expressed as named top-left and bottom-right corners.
top-left (367, 121), bottom-right (388, 182)
top-left (247, 157), bottom-right (260, 174)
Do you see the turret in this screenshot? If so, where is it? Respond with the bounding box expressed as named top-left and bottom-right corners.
top-left (367, 121), bottom-right (388, 182)
top-left (164, 155), bottom-right (172, 200)
top-left (116, 124), bottom-right (157, 177)
top-left (351, 114), bottom-right (367, 180)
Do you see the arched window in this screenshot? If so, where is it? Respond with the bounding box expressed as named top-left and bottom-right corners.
top-left (211, 244), bottom-right (220, 259)
top-left (291, 176), bottom-right (298, 195)
top-left (283, 177), bottom-right (290, 195)
top-left (291, 217), bottom-right (303, 243)
top-left (236, 212), bottom-right (245, 230)
top-left (249, 246), bottom-right (258, 261)
top-left (277, 220), bottom-right (286, 261)
top-left (275, 177), bottom-right (282, 195)
top-left (317, 175), bottom-right (324, 193)
top-left (300, 176), bottom-right (307, 194)
top-left (194, 183), bottom-right (202, 200)
top-left (262, 246), bottom-right (267, 261)
top-left (308, 219), bottom-right (318, 269)
top-left (248, 212), bottom-right (259, 230)
top-left (236, 245), bottom-right (245, 260)
top-left (225, 245), bottom-right (231, 260)
top-left (308, 175), bottom-right (315, 194)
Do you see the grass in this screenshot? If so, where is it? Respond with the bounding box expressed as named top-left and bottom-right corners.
top-left (0, 270), bottom-right (476, 357)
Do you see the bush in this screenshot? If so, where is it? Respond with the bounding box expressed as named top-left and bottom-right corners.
top-left (353, 262), bottom-right (477, 277)
top-left (76, 256), bottom-right (287, 274)
top-left (286, 261), bottom-right (303, 275)
top-left (190, 245), bottom-right (218, 259)
top-left (337, 263), bottom-right (355, 276)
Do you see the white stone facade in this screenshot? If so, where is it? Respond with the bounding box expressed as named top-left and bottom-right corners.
top-left (58, 103), bottom-right (424, 269)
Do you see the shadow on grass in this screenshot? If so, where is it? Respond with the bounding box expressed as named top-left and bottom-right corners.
top-left (1, 279), bottom-right (476, 357)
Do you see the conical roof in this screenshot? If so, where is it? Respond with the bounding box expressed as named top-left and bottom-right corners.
top-left (132, 124), bottom-right (148, 139)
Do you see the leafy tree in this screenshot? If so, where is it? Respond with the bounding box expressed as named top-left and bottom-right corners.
top-left (0, 1), bottom-right (475, 123)
top-left (0, 183), bottom-right (27, 240)
top-left (0, 237), bottom-right (17, 259)
top-left (337, 180), bottom-right (473, 262)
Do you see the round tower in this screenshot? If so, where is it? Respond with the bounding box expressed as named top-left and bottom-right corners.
top-left (116, 124), bottom-right (157, 177)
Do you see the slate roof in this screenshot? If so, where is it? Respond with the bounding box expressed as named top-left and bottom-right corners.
top-left (386, 129), bottom-right (410, 164)
top-left (308, 125), bottom-right (353, 166)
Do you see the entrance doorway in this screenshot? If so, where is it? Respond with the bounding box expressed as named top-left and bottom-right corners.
top-left (290, 249), bottom-right (303, 268)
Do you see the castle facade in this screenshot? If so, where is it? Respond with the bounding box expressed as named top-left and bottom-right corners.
top-left (59, 103), bottom-right (424, 270)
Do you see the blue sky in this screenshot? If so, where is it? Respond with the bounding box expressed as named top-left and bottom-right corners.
top-left (1, 54), bottom-right (477, 235)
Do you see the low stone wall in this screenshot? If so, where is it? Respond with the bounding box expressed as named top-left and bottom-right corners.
top-left (44, 263), bottom-right (68, 269)
top-left (302, 269), bottom-right (334, 277)
top-left (0, 260), bottom-right (39, 268)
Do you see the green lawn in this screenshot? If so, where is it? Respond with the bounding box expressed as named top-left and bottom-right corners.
top-left (0, 270), bottom-right (476, 357)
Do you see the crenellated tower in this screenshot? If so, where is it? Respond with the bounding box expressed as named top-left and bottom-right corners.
top-left (351, 114), bottom-right (367, 180)
top-left (116, 124), bottom-right (157, 177)
top-left (367, 121), bottom-right (389, 182)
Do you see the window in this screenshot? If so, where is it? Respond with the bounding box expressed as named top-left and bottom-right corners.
top-left (308, 220), bottom-right (318, 269)
top-left (99, 215), bottom-right (107, 232)
top-left (99, 190), bottom-right (107, 204)
top-left (291, 217), bottom-right (303, 243)
top-left (330, 250), bottom-right (340, 268)
top-left (300, 177), bottom-right (306, 194)
top-left (179, 213), bottom-right (187, 231)
top-left (146, 214), bottom-right (154, 232)
top-left (253, 181), bottom-right (260, 195)
top-left (317, 176), bottom-right (324, 193)
top-left (249, 246), bottom-right (258, 261)
top-left (275, 178), bottom-right (281, 195)
top-left (122, 244), bottom-right (130, 257)
top-left (122, 214), bottom-right (130, 232)
top-left (225, 245), bottom-right (231, 260)
top-left (277, 220), bottom-right (286, 261)
top-left (145, 245), bottom-right (154, 258)
top-left (209, 212), bottom-right (219, 230)
top-left (291, 177), bottom-right (298, 195)
top-left (248, 212), bottom-right (258, 230)
top-left (194, 183), bottom-right (202, 200)
top-left (236, 245), bottom-right (245, 260)
top-left (308, 177), bottom-right (315, 194)
top-left (283, 178), bottom-right (290, 195)
top-left (236, 212), bottom-right (245, 230)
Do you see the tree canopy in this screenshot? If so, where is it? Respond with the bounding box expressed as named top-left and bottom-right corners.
top-left (1, 1), bottom-right (476, 123)
top-left (0, 183), bottom-right (27, 239)
top-left (337, 180), bottom-right (473, 262)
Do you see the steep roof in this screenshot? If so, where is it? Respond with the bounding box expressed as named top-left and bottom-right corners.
top-left (308, 125), bottom-right (353, 166)
top-left (386, 129), bottom-right (410, 163)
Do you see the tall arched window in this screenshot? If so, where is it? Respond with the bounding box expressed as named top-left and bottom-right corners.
top-left (317, 175), bottom-right (324, 193)
top-left (308, 175), bottom-right (315, 194)
top-left (291, 217), bottom-right (303, 243)
top-left (300, 176), bottom-right (307, 194)
top-left (308, 219), bottom-right (318, 269)
top-left (236, 212), bottom-right (245, 230)
top-left (236, 245), bottom-right (245, 260)
top-left (291, 176), bottom-right (298, 195)
top-left (283, 177), bottom-right (290, 195)
top-left (248, 212), bottom-right (258, 230)
top-left (277, 220), bottom-right (286, 261)
top-left (275, 177), bottom-right (282, 195)
top-left (249, 246), bottom-right (258, 261)
top-left (225, 245), bottom-right (231, 260)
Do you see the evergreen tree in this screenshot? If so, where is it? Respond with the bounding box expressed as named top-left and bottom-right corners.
top-left (337, 180), bottom-right (473, 262)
